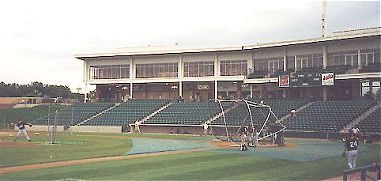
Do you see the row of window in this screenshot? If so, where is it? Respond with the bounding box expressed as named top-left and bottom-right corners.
top-left (90, 65), bottom-right (130, 80)
top-left (89, 49), bottom-right (380, 80)
top-left (136, 63), bottom-right (178, 78)
top-left (90, 61), bottom-right (248, 79)
top-left (328, 49), bottom-right (380, 67)
top-left (220, 60), bottom-right (248, 76)
top-left (184, 61), bottom-right (214, 77)
top-left (254, 48), bottom-right (380, 73)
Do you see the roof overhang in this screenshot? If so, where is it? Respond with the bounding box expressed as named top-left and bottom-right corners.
top-left (75, 27), bottom-right (381, 60)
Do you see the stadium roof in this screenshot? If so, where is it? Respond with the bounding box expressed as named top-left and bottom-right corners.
top-left (75, 27), bottom-right (381, 60)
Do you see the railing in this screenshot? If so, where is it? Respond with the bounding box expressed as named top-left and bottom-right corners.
top-left (343, 163), bottom-right (380, 181)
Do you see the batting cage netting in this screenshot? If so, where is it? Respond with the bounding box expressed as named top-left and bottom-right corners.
top-left (208, 99), bottom-right (286, 145)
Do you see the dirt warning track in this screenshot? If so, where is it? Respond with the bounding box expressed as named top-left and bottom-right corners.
top-left (0, 148), bottom-right (209, 174)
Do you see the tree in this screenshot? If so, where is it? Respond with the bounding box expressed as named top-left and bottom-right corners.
top-left (0, 81), bottom-right (81, 99)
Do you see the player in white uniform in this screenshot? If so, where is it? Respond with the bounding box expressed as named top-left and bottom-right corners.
top-left (240, 126), bottom-right (248, 151)
top-left (134, 121), bottom-right (141, 133)
top-left (203, 122), bottom-right (209, 136)
top-left (11, 119), bottom-right (32, 142)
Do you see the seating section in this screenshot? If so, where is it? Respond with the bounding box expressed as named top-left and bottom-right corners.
top-left (284, 100), bottom-right (376, 132)
top-left (360, 63), bottom-right (381, 73)
top-left (356, 107), bottom-right (381, 134)
top-left (270, 69), bottom-right (295, 78)
top-left (254, 99), bottom-right (310, 119)
top-left (213, 99), bottom-right (310, 126)
top-left (247, 70), bottom-right (268, 79)
top-left (34, 103), bottom-right (114, 126)
top-left (326, 65), bottom-right (352, 74)
top-left (145, 101), bottom-right (221, 125)
top-left (213, 102), bottom-right (259, 126)
top-left (84, 100), bottom-right (168, 126)
top-left (296, 67), bottom-right (323, 73)
top-left (32, 99), bottom-right (379, 135)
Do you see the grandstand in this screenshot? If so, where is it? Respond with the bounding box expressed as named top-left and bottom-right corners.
top-left (83, 99), bottom-right (168, 126)
top-left (29, 27), bottom-right (381, 137)
top-left (145, 101), bottom-right (220, 125)
top-left (30, 98), bottom-right (380, 138)
top-left (284, 100), bottom-right (376, 132)
top-left (211, 99), bottom-right (309, 126)
top-left (356, 107), bottom-right (381, 134)
top-left (34, 102), bottom-right (114, 126)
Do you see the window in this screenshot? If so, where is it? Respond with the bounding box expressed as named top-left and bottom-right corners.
top-left (268, 58), bottom-right (284, 74)
top-left (375, 50), bottom-right (381, 63)
top-left (328, 51), bottom-right (359, 67)
top-left (254, 59), bottom-right (268, 71)
top-left (220, 60), bottom-right (247, 76)
top-left (286, 56), bottom-right (295, 69)
top-left (184, 61), bottom-right (214, 77)
top-left (296, 54), bottom-right (323, 69)
top-left (89, 64), bottom-right (130, 80)
top-left (360, 49), bottom-right (380, 66)
top-left (136, 63), bottom-right (178, 78)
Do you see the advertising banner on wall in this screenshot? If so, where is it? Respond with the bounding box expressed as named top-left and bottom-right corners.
top-left (278, 75), bottom-right (290, 88)
top-left (321, 72), bottom-right (335, 86)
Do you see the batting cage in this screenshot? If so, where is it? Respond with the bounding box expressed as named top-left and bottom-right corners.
top-left (209, 99), bottom-right (286, 146)
top-left (30, 104), bottom-right (75, 144)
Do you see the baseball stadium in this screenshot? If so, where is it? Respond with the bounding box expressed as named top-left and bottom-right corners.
top-left (1, 26), bottom-right (380, 180)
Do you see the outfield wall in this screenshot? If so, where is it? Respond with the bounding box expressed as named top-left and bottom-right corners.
top-left (131, 124), bottom-right (247, 136)
top-left (28, 125), bottom-right (122, 133)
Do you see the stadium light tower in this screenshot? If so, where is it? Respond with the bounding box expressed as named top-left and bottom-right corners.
top-left (322, 0), bottom-right (328, 37)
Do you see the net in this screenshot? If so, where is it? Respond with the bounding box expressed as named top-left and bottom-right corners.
top-left (209, 99), bottom-right (286, 146)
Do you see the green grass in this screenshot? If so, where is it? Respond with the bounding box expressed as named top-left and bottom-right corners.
top-left (0, 132), bottom-right (132, 167)
top-left (1, 144), bottom-right (380, 180)
top-left (1, 133), bottom-right (380, 180)
top-left (0, 105), bottom-right (64, 129)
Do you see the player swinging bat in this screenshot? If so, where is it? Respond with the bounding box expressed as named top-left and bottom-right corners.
top-left (11, 118), bottom-right (32, 142)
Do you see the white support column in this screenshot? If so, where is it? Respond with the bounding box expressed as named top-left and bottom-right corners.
top-left (83, 60), bottom-right (88, 84)
top-left (283, 48), bottom-right (287, 71)
top-left (247, 50), bottom-right (254, 74)
top-left (321, 46), bottom-right (328, 101)
top-left (214, 53), bottom-right (219, 99)
top-left (178, 55), bottom-right (183, 97)
top-left (215, 81), bottom-right (218, 100)
top-left (294, 55), bottom-right (298, 71)
top-left (252, 50), bottom-right (255, 72)
top-left (84, 84), bottom-right (88, 103)
top-left (323, 45), bottom-right (328, 69)
top-left (83, 60), bottom-right (88, 103)
top-left (250, 85), bottom-right (253, 98)
top-left (130, 57), bottom-right (134, 99)
top-left (322, 45), bottom-right (328, 101)
top-left (357, 49), bottom-right (361, 70)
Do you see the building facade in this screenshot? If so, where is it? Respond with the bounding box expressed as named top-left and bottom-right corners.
top-left (76, 27), bottom-right (381, 102)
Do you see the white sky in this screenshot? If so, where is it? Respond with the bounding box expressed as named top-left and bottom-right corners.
top-left (0, 0), bottom-right (379, 93)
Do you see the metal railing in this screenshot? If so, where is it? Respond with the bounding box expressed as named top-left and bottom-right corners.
top-left (343, 163), bottom-right (380, 181)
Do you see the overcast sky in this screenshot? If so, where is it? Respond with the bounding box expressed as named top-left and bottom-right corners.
top-left (0, 0), bottom-right (379, 93)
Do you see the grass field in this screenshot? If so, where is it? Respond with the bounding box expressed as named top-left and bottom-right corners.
top-left (0, 131), bottom-right (380, 180)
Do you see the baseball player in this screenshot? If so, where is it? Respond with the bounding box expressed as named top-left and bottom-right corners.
top-left (240, 126), bottom-right (248, 151)
top-left (134, 121), bottom-right (141, 134)
top-left (11, 119), bottom-right (32, 142)
top-left (203, 122), bottom-right (209, 136)
top-left (248, 126), bottom-right (257, 147)
top-left (342, 129), bottom-right (360, 169)
top-left (253, 127), bottom-right (259, 148)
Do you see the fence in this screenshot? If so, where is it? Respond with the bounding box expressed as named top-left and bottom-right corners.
top-left (343, 163), bottom-right (380, 181)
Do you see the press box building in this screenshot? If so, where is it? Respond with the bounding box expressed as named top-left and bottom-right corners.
top-left (75, 27), bottom-right (380, 102)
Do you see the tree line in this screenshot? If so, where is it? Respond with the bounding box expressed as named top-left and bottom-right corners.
top-left (0, 81), bottom-right (81, 99)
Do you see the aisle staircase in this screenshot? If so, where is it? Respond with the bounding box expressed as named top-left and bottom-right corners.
top-left (342, 101), bottom-right (381, 131)
top-left (77, 103), bottom-right (121, 126)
